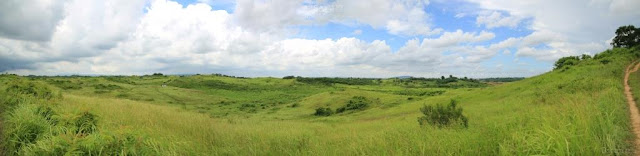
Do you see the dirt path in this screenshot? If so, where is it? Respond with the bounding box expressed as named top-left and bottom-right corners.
top-left (625, 60), bottom-right (640, 155)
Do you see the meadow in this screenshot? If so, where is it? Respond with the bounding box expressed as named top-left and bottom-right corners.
top-left (1, 47), bottom-right (639, 155)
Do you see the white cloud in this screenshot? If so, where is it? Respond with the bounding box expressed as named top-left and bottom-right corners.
top-left (422, 30), bottom-right (495, 48)
top-left (0, 0), bottom-right (551, 77)
top-left (233, 0), bottom-right (441, 36)
top-left (476, 11), bottom-right (523, 28)
top-left (0, 0), bottom-right (66, 41)
top-left (466, 0), bottom-right (640, 61)
top-left (0, 0), bottom-right (147, 72)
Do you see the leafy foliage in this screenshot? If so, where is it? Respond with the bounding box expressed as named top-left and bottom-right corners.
top-left (611, 25), bottom-right (640, 48)
top-left (47, 80), bottom-right (83, 90)
top-left (418, 99), bottom-right (468, 128)
top-left (296, 77), bottom-right (379, 85)
top-left (554, 56), bottom-right (581, 70)
top-left (478, 77), bottom-right (525, 82)
top-left (93, 84), bottom-right (123, 90)
top-left (5, 80), bottom-right (56, 100)
top-left (314, 107), bottom-right (334, 116)
top-left (336, 96), bottom-right (371, 113)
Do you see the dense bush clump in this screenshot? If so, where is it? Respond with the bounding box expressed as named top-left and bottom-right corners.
top-left (296, 77), bottom-right (379, 85)
top-left (47, 80), bottom-right (83, 90)
top-left (336, 96), bottom-right (371, 113)
top-left (418, 99), bottom-right (468, 128)
top-left (314, 107), bottom-right (334, 116)
top-left (93, 84), bottom-right (123, 90)
top-left (5, 80), bottom-right (57, 100)
top-left (554, 56), bottom-right (581, 70)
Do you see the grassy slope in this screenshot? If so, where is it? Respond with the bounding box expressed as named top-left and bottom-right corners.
top-left (1, 48), bottom-right (638, 155)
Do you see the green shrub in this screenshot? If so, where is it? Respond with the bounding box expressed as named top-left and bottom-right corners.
top-left (47, 80), bottom-right (82, 90)
top-left (417, 99), bottom-right (468, 128)
top-left (93, 84), bottom-right (123, 90)
top-left (336, 96), bottom-right (370, 113)
top-left (314, 107), bottom-right (333, 116)
top-left (554, 56), bottom-right (580, 70)
top-left (5, 80), bottom-right (56, 100)
top-left (290, 103), bottom-right (300, 108)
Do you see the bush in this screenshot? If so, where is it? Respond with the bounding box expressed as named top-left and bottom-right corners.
top-left (554, 56), bottom-right (580, 70)
top-left (314, 107), bottom-right (333, 116)
top-left (5, 80), bottom-right (56, 100)
top-left (418, 99), bottom-right (468, 128)
top-left (336, 96), bottom-right (370, 113)
top-left (47, 80), bottom-right (82, 90)
top-left (93, 84), bottom-right (123, 90)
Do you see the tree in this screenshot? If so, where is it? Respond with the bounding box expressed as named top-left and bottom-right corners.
top-left (441, 76), bottom-right (445, 80)
top-left (611, 25), bottom-right (640, 48)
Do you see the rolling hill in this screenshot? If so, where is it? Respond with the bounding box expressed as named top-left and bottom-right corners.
top-left (0, 47), bottom-right (639, 155)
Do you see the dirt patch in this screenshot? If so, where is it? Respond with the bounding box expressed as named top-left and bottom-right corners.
top-left (624, 60), bottom-right (640, 155)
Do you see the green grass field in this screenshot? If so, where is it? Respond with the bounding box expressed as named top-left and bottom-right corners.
top-left (1, 48), bottom-right (639, 155)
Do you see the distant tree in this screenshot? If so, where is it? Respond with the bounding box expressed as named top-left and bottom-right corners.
top-left (152, 73), bottom-right (164, 76)
top-left (580, 54), bottom-right (592, 60)
top-left (282, 76), bottom-right (295, 79)
top-left (441, 76), bottom-right (445, 80)
top-left (611, 25), bottom-right (640, 48)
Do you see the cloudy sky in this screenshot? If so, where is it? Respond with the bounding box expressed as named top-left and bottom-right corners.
top-left (1, 0), bottom-right (639, 77)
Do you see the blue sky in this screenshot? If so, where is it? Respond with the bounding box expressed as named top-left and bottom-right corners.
top-left (1, 0), bottom-right (639, 77)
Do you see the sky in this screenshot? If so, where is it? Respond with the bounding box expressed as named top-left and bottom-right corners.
top-left (0, 0), bottom-right (639, 78)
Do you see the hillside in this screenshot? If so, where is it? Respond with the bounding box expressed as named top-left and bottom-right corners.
top-left (1, 48), bottom-right (639, 155)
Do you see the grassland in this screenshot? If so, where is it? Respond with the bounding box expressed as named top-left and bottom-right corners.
top-left (1, 48), bottom-right (639, 155)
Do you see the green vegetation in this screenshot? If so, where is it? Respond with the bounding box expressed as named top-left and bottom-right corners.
top-left (0, 79), bottom-right (156, 155)
top-left (612, 25), bottom-right (640, 48)
top-left (478, 77), bottom-right (525, 82)
top-left (418, 99), bottom-right (468, 128)
top-left (314, 107), bottom-right (333, 116)
top-left (1, 47), bottom-right (640, 155)
top-left (336, 96), bottom-right (371, 113)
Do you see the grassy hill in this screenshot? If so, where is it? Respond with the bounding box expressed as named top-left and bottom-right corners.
top-left (1, 48), bottom-right (639, 155)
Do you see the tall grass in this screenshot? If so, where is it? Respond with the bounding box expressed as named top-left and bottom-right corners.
top-left (0, 48), bottom-right (638, 155)
top-left (0, 79), bottom-right (157, 155)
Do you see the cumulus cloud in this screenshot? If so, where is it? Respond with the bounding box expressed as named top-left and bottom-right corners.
top-left (0, 0), bottom-right (147, 73)
top-left (0, 0), bottom-right (65, 41)
top-left (234, 0), bottom-right (441, 36)
top-left (4, 0), bottom-right (610, 78)
top-left (466, 0), bottom-right (640, 60)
